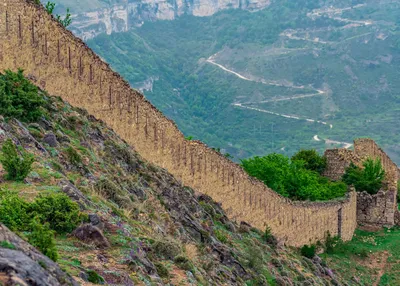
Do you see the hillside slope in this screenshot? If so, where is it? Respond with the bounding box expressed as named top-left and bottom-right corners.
top-left (86, 0), bottom-right (400, 163)
top-left (0, 74), bottom-right (348, 285)
top-left (49, 0), bottom-right (271, 39)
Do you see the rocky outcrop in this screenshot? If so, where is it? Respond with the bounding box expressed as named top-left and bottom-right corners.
top-left (68, 0), bottom-right (271, 40)
top-left (0, 224), bottom-right (78, 286)
top-left (72, 224), bottom-right (110, 249)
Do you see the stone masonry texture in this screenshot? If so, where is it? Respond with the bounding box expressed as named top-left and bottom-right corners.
top-left (324, 139), bottom-right (398, 226)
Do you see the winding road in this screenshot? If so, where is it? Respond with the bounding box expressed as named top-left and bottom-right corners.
top-left (206, 55), bottom-right (330, 127)
top-left (205, 3), bottom-right (375, 150)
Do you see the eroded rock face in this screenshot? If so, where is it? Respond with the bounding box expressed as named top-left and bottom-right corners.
top-left (69, 0), bottom-right (271, 40)
top-left (0, 224), bottom-right (78, 286)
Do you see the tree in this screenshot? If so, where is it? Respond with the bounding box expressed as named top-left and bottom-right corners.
top-left (0, 69), bottom-right (45, 122)
top-left (0, 139), bottom-right (34, 181)
top-left (342, 158), bottom-right (385, 194)
top-left (241, 153), bottom-right (347, 201)
top-left (291, 149), bottom-right (327, 174)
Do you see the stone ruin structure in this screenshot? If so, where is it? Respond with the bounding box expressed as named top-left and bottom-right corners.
top-left (324, 138), bottom-right (399, 226)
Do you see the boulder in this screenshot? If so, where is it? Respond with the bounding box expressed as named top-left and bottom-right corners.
top-left (89, 214), bottom-right (104, 230)
top-left (72, 224), bottom-right (110, 249)
top-left (43, 133), bottom-right (58, 147)
top-left (0, 224), bottom-right (78, 286)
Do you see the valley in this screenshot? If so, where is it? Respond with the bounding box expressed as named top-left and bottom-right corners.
top-left (75, 0), bottom-right (400, 162)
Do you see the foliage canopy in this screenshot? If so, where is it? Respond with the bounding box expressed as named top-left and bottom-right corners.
top-left (0, 69), bottom-right (45, 122)
top-left (241, 153), bottom-right (347, 201)
top-left (0, 139), bottom-right (34, 181)
top-left (291, 149), bottom-right (327, 174)
top-left (342, 158), bottom-right (385, 194)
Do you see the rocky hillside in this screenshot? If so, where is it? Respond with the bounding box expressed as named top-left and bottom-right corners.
top-left (51, 0), bottom-right (270, 39)
top-left (0, 71), bottom-right (358, 285)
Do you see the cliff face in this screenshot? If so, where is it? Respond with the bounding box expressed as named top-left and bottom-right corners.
top-left (68, 0), bottom-right (271, 39)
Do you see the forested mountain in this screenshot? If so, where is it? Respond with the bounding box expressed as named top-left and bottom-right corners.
top-left (65, 0), bottom-right (400, 163)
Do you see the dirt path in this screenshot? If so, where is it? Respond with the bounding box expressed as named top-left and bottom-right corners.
top-left (372, 251), bottom-right (389, 286)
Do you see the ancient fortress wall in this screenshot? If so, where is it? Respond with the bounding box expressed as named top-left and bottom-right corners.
top-left (0, 0), bottom-right (357, 246)
top-left (324, 139), bottom-right (398, 225)
top-left (354, 139), bottom-right (398, 225)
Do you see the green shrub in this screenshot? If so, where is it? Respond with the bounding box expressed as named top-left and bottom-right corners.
top-left (95, 177), bottom-right (131, 207)
top-left (291, 149), bottom-right (327, 174)
top-left (300, 244), bottom-right (316, 258)
top-left (245, 243), bottom-right (264, 273)
top-left (44, 1), bottom-right (72, 28)
top-left (64, 146), bottom-right (82, 167)
top-left (0, 69), bottom-right (45, 122)
top-left (343, 158), bottom-right (385, 194)
top-left (0, 190), bottom-right (30, 230)
top-left (325, 232), bottom-right (342, 254)
top-left (28, 219), bottom-right (58, 261)
top-left (0, 139), bottom-right (34, 181)
top-left (30, 193), bottom-right (82, 234)
top-left (241, 153), bottom-right (347, 201)
top-left (87, 269), bottom-right (105, 284)
top-left (174, 255), bottom-right (194, 272)
top-left (153, 239), bottom-right (181, 260)
top-left (214, 229), bottom-right (228, 243)
top-left (155, 262), bottom-right (170, 278)
top-left (0, 241), bottom-right (16, 249)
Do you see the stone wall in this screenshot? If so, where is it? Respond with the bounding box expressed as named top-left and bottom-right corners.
top-left (354, 138), bottom-right (399, 188)
top-left (323, 149), bottom-right (360, 181)
top-left (324, 139), bottom-right (398, 226)
top-left (0, 0), bottom-right (358, 247)
top-left (357, 190), bottom-right (397, 225)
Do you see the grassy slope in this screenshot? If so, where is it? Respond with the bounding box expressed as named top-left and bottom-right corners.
top-left (323, 228), bottom-right (400, 286)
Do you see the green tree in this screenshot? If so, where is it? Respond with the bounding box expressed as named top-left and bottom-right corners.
top-left (0, 69), bottom-right (45, 122)
top-left (342, 158), bottom-right (385, 194)
top-left (30, 193), bottom-right (82, 234)
top-left (241, 153), bottom-right (347, 201)
top-left (291, 149), bottom-right (327, 174)
top-left (0, 139), bottom-right (34, 181)
top-left (28, 218), bottom-right (58, 261)
top-left (0, 189), bottom-right (31, 231)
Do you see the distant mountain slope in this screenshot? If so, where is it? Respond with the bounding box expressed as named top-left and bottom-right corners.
top-left (50, 0), bottom-right (270, 39)
top-left (86, 0), bottom-right (400, 163)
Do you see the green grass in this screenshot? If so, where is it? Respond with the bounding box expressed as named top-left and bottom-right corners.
top-left (322, 228), bottom-right (400, 285)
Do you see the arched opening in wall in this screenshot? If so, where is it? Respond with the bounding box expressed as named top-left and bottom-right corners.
top-left (338, 208), bottom-right (343, 238)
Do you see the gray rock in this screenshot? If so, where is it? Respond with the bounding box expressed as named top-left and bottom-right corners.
top-left (39, 118), bottom-right (54, 130)
top-left (72, 224), bottom-right (110, 249)
top-left (56, 130), bottom-right (70, 143)
top-left (59, 180), bottom-right (90, 209)
top-left (43, 133), bottom-right (58, 147)
top-left (0, 224), bottom-right (78, 286)
top-left (89, 214), bottom-right (104, 230)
